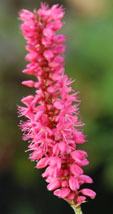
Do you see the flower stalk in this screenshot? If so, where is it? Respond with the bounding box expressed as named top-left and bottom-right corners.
top-left (71, 205), bottom-right (83, 214)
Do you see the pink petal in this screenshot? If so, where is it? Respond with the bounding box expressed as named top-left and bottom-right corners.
top-left (21, 95), bottom-right (34, 106)
top-left (77, 196), bottom-right (86, 204)
top-left (51, 4), bottom-right (64, 20)
top-left (25, 52), bottom-right (38, 61)
top-left (53, 45), bottom-right (66, 55)
top-left (61, 180), bottom-right (68, 187)
top-left (30, 149), bottom-right (43, 161)
top-left (58, 142), bottom-right (66, 153)
top-left (50, 157), bottom-right (61, 169)
top-left (72, 150), bottom-right (87, 161)
top-left (49, 56), bottom-right (64, 68)
top-left (47, 180), bottom-right (61, 191)
top-left (47, 86), bottom-right (55, 93)
top-left (51, 73), bottom-right (61, 81)
top-left (42, 37), bottom-right (52, 47)
top-left (71, 150), bottom-right (89, 166)
top-left (51, 20), bottom-right (63, 31)
top-left (35, 111), bottom-right (43, 120)
top-left (42, 166), bottom-right (51, 178)
top-left (38, 6), bottom-right (50, 18)
top-left (69, 176), bottom-right (79, 191)
top-left (70, 164), bottom-right (83, 176)
top-left (54, 34), bottom-right (66, 44)
top-left (80, 188), bottom-right (96, 199)
top-left (44, 50), bottom-right (54, 61)
top-left (54, 100), bottom-right (63, 109)
top-left (80, 175), bottom-right (93, 184)
top-left (19, 9), bottom-right (34, 21)
top-left (22, 68), bottom-right (34, 75)
top-left (54, 188), bottom-right (70, 198)
top-left (36, 157), bottom-right (49, 169)
top-left (53, 144), bottom-right (59, 155)
top-left (43, 28), bottom-right (54, 38)
top-left (22, 80), bottom-right (34, 87)
top-left (74, 131), bottom-right (85, 144)
top-left (68, 192), bottom-right (75, 200)
top-left (79, 159), bottom-right (89, 166)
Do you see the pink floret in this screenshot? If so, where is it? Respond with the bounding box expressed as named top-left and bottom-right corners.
top-left (80, 188), bottom-right (96, 199)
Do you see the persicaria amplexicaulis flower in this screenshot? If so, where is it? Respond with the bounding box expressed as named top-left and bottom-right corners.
top-left (18, 3), bottom-right (96, 213)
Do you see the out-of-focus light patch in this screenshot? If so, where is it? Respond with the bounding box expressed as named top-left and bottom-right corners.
top-left (66, 0), bottom-right (109, 17)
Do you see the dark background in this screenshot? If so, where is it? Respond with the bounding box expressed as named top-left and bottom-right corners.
top-left (0, 0), bottom-right (113, 213)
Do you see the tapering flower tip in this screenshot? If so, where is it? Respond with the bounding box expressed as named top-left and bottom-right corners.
top-left (19, 9), bottom-right (34, 21)
top-left (38, 3), bottom-right (65, 21)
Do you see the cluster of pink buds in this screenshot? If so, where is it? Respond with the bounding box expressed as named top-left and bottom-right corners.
top-left (18, 3), bottom-right (96, 212)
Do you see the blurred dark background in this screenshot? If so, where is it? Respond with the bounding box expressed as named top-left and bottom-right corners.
top-left (0, 0), bottom-right (113, 213)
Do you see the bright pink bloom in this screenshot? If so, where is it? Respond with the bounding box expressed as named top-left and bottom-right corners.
top-left (18, 3), bottom-right (96, 208)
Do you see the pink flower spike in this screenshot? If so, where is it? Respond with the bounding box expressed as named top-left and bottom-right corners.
top-left (80, 189), bottom-right (96, 199)
top-left (18, 3), bottom-right (96, 211)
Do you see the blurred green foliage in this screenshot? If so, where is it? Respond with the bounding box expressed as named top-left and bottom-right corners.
top-left (64, 12), bottom-right (113, 189)
top-left (0, 0), bottom-right (113, 213)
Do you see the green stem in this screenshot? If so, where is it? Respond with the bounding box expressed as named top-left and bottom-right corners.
top-left (71, 205), bottom-right (83, 214)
